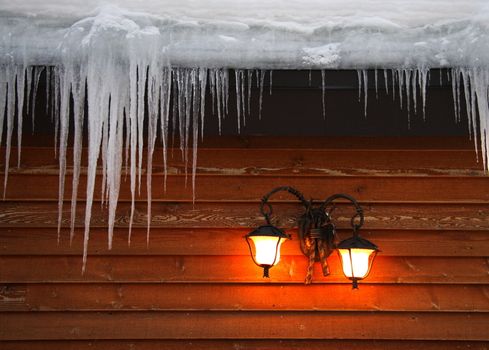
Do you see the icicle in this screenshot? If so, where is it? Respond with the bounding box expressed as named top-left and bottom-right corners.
top-left (258, 69), bottom-right (265, 120)
top-left (247, 69), bottom-right (253, 119)
top-left (25, 66), bottom-right (32, 124)
top-left (137, 65), bottom-right (147, 196)
top-left (70, 70), bottom-right (85, 244)
top-left (53, 68), bottom-right (60, 159)
top-left (470, 71), bottom-right (478, 160)
top-left (100, 99), bottom-right (109, 207)
top-left (235, 69), bottom-right (242, 132)
top-left (176, 68), bottom-right (186, 165)
top-left (171, 71), bottom-right (178, 151)
top-left (405, 69), bottom-right (411, 127)
top-left (0, 66), bottom-right (6, 147)
top-left (391, 69), bottom-right (396, 101)
top-left (356, 69), bottom-right (368, 118)
top-left (269, 70), bottom-right (273, 95)
top-left (160, 67), bottom-right (171, 193)
top-left (461, 69), bottom-right (472, 136)
top-left (398, 69), bottom-right (403, 110)
top-left (383, 69), bottom-right (389, 96)
top-left (82, 55), bottom-right (110, 273)
top-left (183, 68), bottom-right (192, 187)
top-left (105, 60), bottom-right (126, 251)
top-left (209, 69), bottom-right (216, 116)
top-left (223, 69), bottom-right (229, 117)
top-left (356, 69), bottom-right (362, 103)
top-left (455, 70), bottom-right (461, 123)
top-left (57, 65), bottom-right (72, 244)
top-left (255, 69), bottom-right (260, 89)
top-left (470, 67), bottom-right (489, 169)
top-left (127, 61), bottom-right (139, 246)
top-left (191, 68), bottom-right (201, 203)
top-left (216, 69), bottom-right (224, 129)
top-left (146, 64), bottom-right (159, 246)
top-left (30, 66), bottom-right (43, 132)
top-left (241, 70), bottom-right (246, 127)
top-left (461, 68), bottom-right (477, 157)
top-left (451, 68), bottom-right (461, 123)
top-left (124, 104), bottom-right (130, 179)
top-left (362, 69), bottom-right (368, 118)
top-left (16, 66), bottom-right (25, 168)
top-left (200, 68), bottom-right (207, 141)
top-left (412, 69), bottom-right (418, 115)
top-left (45, 67), bottom-right (51, 116)
top-left (3, 66), bottom-right (17, 198)
top-left (213, 69), bottom-right (222, 134)
top-left (419, 68), bottom-right (429, 121)
top-left (321, 69), bottom-right (326, 119)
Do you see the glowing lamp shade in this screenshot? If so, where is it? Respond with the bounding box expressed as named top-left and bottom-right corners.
top-left (337, 235), bottom-right (378, 289)
top-left (338, 248), bottom-right (376, 279)
top-left (245, 225), bottom-right (290, 278)
top-left (249, 235), bottom-right (285, 266)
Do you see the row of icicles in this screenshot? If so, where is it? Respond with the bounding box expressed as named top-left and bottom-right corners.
top-left (0, 65), bottom-right (487, 272)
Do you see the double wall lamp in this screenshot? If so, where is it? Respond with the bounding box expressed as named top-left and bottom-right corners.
top-left (245, 186), bottom-right (378, 289)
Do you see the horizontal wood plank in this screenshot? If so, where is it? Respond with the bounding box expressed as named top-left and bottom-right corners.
top-left (1, 255), bottom-right (488, 284)
top-left (1, 311), bottom-right (488, 340)
top-left (2, 228), bottom-right (488, 257)
top-left (3, 147), bottom-right (483, 176)
top-left (1, 283), bottom-right (488, 312)
top-left (0, 201), bottom-right (487, 230)
top-left (1, 340), bottom-right (488, 350)
top-left (10, 136), bottom-right (477, 150)
top-left (3, 173), bottom-right (489, 202)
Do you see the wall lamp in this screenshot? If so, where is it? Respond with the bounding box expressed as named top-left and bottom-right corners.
top-left (245, 186), bottom-right (378, 289)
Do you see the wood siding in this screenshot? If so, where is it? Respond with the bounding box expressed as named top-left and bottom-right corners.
top-left (1, 137), bottom-right (489, 349)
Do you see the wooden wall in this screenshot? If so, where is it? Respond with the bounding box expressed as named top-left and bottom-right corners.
top-left (1, 136), bottom-right (489, 349)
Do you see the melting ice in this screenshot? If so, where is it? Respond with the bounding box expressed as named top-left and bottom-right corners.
top-left (1, 0), bottom-right (489, 270)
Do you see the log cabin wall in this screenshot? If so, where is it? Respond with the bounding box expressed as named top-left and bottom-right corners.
top-left (1, 70), bottom-right (489, 349)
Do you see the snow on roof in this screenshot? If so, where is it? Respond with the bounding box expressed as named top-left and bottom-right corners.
top-left (1, 0), bottom-right (488, 68)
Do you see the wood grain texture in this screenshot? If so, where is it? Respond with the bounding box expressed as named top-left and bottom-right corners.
top-left (2, 228), bottom-right (488, 257)
top-left (1, 255), bottom-right (488, 284)
top-left (0, 201), bottom-right (488, 230)
top-left (3, 147), bottom-right (483, 176)
top-left (8, 136), bottom-right (477, 150)
top-left (3, 173), bottom-right (489, 202)
top-left (1, 340), bottom-right (488, 350)
top-left (1, 283), bottom-right (489, 312)
top-left (1, 311), bottom-right (488, 340)
top-left (1, 137), bottom-right (488, 345)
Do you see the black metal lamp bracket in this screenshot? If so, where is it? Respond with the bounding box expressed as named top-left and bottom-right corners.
top-left (259, 187), bottom-right (365, 283)
top-left (320, 193), bottom-right (365, 235)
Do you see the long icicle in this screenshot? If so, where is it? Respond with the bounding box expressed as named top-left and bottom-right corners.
top-left (3, 65), bottom-right (17, 199)
top-left (57, 65), bottom-right (71, 244)
top-left (70, 69), bottom-right (85, 244)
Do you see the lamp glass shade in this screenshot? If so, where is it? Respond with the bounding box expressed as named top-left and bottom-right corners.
top-left (338, 248), bottom-right (376, 280)
top-left (249, 235), bottom-right (284, 266)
